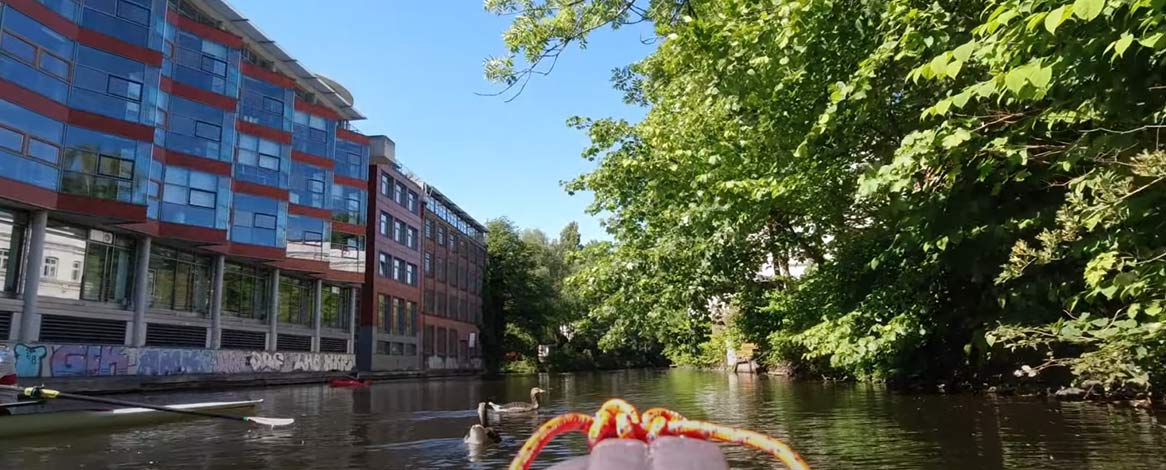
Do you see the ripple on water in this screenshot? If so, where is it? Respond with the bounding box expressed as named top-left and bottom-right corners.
top-left (1, 371), bottom-right (1164, 469)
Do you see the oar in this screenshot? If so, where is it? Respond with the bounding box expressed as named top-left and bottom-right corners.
top-left (0, 385), bottom-right (294, 427)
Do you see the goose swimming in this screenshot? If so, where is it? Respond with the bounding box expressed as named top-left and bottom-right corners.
top-left (488, 387), bottom-right (546, 413)
top-left (465, 401), bottom-right (501, 445)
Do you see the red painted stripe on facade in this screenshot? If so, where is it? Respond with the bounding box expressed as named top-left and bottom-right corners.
top-left (232, 180), bottom-right (289, 200)
top-left (270, 257), bottom-right (330, 275)
top-left (75, 30), bottom-right (163, 66)
top-left (0, 78), bottom-right (69, 121)
top-left (332, 221), bottom-right (364, 235)
top-left (5, 0), bottom-right (79, 36)
top-left (291, 151), bottom-right (335, 169)
top-left (161, 77), bottom-right (237, 111)
top-left (288, 203), bottom-right (332, 220)
top-left (236, 121), bottom-right (292, 145)
top-left (67, 110), bottom-right (155, 142)
top-left (240, 62), bottom-right (297, 89)
top-left (0, 176), bottom-right (57, 209)
top-left (324, 270), bottom-right (363, 285)
top-left (222, 242), bottom-right (285, 261)
top-left (168, 10), bottom-right (245, 48)
top-left (56, 193), bottom-right (147, 221)
top-left (162, 150), bottom-right (233, 176)
top-left (157, 222), bottom-right (227, 244)
top-left (6, 0), bottom-right (159, 66)
top-left (293, 100), bottom-right (342, 120)
top-left (336, 128), bottom-right (370, 144)
top-left (333, 175), bottom-right (366, 189)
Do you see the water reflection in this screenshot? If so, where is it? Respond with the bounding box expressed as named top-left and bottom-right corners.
top-left (0, 371), bottom-right (1163, 469)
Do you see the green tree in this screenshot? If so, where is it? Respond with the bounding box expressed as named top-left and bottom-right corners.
top-left (489, 0), bottom-right (1166, 392)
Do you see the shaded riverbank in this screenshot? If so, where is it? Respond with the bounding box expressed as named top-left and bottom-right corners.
top-left (3, 369), bottom-right (1163, 469)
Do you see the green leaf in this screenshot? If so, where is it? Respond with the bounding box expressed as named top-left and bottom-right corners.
top-left (929, 53), bottom-right (949, 79)
top-left (1073, 0), bottom-right (1105, 21)
top-left (1004, 68), bottom-right (1028, 93)
top-left (1030, 64), bottom-right (1052, 90)
top-left (1138, 32), bottom-right (1165, 49)
top-left (951, 90), bottom-right (972, 108)
top-left (1045, 5), bottom-right (1072, 34)
top-left (1111, 33), bottom-right (1134, 59)
top-left (953, 42), bottom-right (975, 62)
top-left (942, 128), bottom-right (972, 148)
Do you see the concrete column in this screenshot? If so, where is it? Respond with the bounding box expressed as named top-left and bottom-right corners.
top-left (267, 268), bottom-right (280, 351)
top-left (130, 236), bottom-right (151, 347)
top-left (347, 287), bottom-right (357, 354)
top-left (18, 211), bottom-right (47, 342)
top-left (311, 279), bottom-right (322, 353)
top-left (209, 255), bottom-right (225, 349)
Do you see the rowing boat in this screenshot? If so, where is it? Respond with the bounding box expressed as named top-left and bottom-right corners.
top-left (0, 399), bottom-right (262, 438)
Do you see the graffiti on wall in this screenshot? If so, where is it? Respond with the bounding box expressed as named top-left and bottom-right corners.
top-left (0, 342), bottom-right (354, 378)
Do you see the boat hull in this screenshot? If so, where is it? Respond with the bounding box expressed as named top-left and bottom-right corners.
top-left (0, 399), bottom-right (262, 438)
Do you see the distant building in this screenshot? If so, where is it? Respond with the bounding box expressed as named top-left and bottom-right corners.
top-left (419, 186), bottom-right (486, 371)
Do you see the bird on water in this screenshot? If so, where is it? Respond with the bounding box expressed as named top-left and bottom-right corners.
top-left (465, 401), bottom-right (501, 445)
top-left (488, 387), bottom-right (547, 413)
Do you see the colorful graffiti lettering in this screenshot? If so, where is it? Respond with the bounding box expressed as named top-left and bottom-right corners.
top-left (1, 343), bottom-right (354, 378)
top-left (15, 343), bottom-right (48, 377)
top-left (50, 345), bottom-right (135, 377)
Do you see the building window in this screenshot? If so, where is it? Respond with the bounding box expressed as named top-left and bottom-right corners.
top-left (424, 288), bottom-right (434, 314)
top-left (169, 30), bottom-right (235, 96)
top-left (292, 110), bottom-right (331, 157)
top-left (392, 219), bottom-right (403, 244)
top-left (287, 214), bottom-right (327, 260)
top-left (279, 276), bottom-right (314, 327)
top-left (424, 325), bottom-right (434, 355)
top-left (406, 263), bottom-right (417, 286)
top-left (379, 172), bottom-right (391, 197)
top-left (329, 232), bottom-right (364, 273)
top-left (331, 184), bottom-right (365, 225)
top-left (236, 133), bottom-right (285, 188)
top-left (424, 252), bottom-right (433, 277)
top-left (437, 226), bottom-right (446, 246)
top-left (425, 219), bottom-right (434, 239)
top-left (407, 190), bottom-right (418, 213)
top-left (406, 226), bottom-right (418, 250)
top-left (437, 327), bottom-right (447, 357)
top-left (60, 126), bottom-right (144, 203)
top-left (79, 0), bottom-right (153, 46)
top-left (334, 139), bottom-right (367, 180)
top-left (42, 256), bottom-right (58, 278)
top-left (379, 211), bottom-right (390, 237)
top-left (436, 256), bottom-right (445, 282)
top-left (392, 258), bottom-right (402, 282)
top-left (451, 234), bottom-right (459, 253)
top-left (223, 262), bottom-right (272, 320)
top-left (230, 193), bottom-right (284, 247)
top-left (161, 166), bottom-right (222, 228)
top-left (70, 260), bottom-right (82, 281)
top-left (393, 181), bottom-right (405, 205)
top-left (378, 252), bottom-right (388, 277)
top-left (162, 95), bottom-right (230, 161)
top-left (290, 160), bottom-right (329, 208)
top-left (240, 76), bottom-right (291, 131)
top-left (148, 245), bottom-right (212, 314)
top-left (378, 294), bottom-right (389, 333)
top-left (321, 284), bottom-right (351, 330)
top-left (0, 8), bottom-right (74, 102)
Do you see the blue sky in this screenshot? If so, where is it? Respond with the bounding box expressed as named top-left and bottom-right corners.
top-left (230, 0), bottom-right (653, 243)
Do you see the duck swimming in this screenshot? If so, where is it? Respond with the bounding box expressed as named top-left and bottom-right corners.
top-left (465, 402), bottom-right (501, 445)
top-left (488, 387), bottom-right (546, 413)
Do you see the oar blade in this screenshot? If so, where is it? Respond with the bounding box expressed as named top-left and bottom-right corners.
top-left (245, 416), bottom-right (295, 427)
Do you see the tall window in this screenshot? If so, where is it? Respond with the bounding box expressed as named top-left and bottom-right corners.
top-left (405, 263), bottom-right (417, 286)
top-left (379, 172), bottom-right (391, 196)
top-left (321, 284), bottom-right (352, 330)
top-left (378, 252), bottom-right (388, 277)
top-left (334, 139), bottom-right (367, 180)
top-left (392, 219), bottom-right (403, 243)
top-left (393, 181), bottom-right (405, 205)
top-left (424, 252), bottom-right (433, 276)
top-left (436, 255), bottom-right (446, 282)
top-left (437, 226), bottom-right (446, 246)
top-left (406, 226), bottom-right (418, 250)
top-left (223, 262), bottom-right (272, 320)
top-left (425, 219), bottom-right (433, 239)
top-left (331, 184), bottom-right (364, 225)
top-left (378, 211), bottom-right (389, 236)
top-left (42, 256), bottom-right (58, 278)
top-left (406, 190), bottom-right (418, 213)
top-left (148, 246), bottom-right (212, 314)
top-left (279, 276), bottom-right (314, 326)
top-left (392, 258), bottom-right (402, 282)
top-left (163, 95), bottom-right (232, 161)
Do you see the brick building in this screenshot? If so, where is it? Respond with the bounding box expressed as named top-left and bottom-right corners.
top-left (420, 186), bottom-right (485, 370)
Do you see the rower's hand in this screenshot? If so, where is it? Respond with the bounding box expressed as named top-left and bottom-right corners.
top-left (546, 437), bottom-right (728, 470)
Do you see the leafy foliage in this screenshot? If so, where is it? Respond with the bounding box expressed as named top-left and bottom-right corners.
top-left (489, 0), bottom-right (1166, 393)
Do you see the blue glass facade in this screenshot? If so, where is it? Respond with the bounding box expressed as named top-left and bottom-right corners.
top-left (230, 192), bottom-right (286, 248)
top-left (163, 27), bottom-right (240, 97)
top-left (0, 0), bottom-right (371, 273)
top-left (240, 75), bottom-right (291, 131)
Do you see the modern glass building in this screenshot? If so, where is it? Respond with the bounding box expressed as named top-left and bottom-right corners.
top-left (0, 0), bottom-right (372, 357)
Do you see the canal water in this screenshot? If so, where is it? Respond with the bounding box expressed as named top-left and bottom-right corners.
top-left (1, 369), bottom-right (1164, 469)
